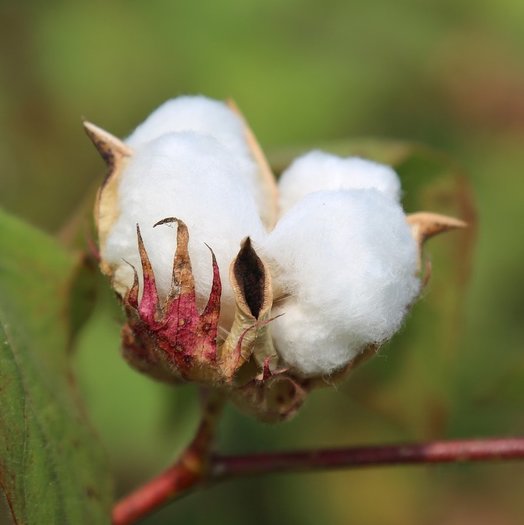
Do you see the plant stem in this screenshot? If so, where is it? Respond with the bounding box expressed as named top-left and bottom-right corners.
top-left (112, 389), bottom-right (224, 525)
top-left (112, 435), bottom-right (524, 525)
top-left (211, 437), bottom-right (524, 478)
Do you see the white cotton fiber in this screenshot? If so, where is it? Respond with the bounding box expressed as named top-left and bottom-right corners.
top-left (103, 131), bottom-right (267, 325)
top-left (124, 96), bottom-right (269, 220)
top-left (125, 96), bottom-right (250, 155)
top-left (262, 190), bottom-right (420, 377)
top-left (278, 151), bottom-right (402, 216)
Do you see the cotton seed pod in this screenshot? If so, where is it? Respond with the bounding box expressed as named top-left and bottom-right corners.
top-left (85, 95), bottom-right (466, 422)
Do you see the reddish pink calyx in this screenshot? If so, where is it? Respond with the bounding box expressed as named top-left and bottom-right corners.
top-left (123, 218), bottom-right (221, 381)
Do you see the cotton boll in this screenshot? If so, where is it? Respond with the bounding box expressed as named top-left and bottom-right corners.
top-left (103, 131), bottom-right (267, 326)
top-left (125, 95), bottom-right (272, 225)
top-left (278, 151), bottom-right (402, 216)
top-left (263, 190), bottom-right (420, 377)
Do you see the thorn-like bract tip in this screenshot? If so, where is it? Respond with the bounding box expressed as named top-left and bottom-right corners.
top-left (83, 120), bottom-right (132, 167)
top-left (407, 212), bottom-right (467, 245)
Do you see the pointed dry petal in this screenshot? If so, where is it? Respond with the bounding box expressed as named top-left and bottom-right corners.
top-left (83, 121), bottom-right (132, 170)
top-left (220, 238), bottom-right (277, 380)
top-left (407, 212), bottom-right (467, 274)
top-left (154, 217), bottom-right (196, 298)
top-left (201, 244), bottom-right (222, 325)
top-left (407, 212), bottom-right (467, 246)
top-left (84, 121), bottom-right (133, 258)
top-left (149, 218), bottom-right (221, 376)
top-left (226, 99), bottom-right (279, 228)
top-left (136, 224), bottom-right (159, 324)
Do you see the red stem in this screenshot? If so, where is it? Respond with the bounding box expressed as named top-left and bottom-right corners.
top-left (112, 389), bottom-right (224, 525)
top-left (112, 455), bottom-right (202, 525)
top-left (112, 436), bottom-right (524, 525)
top-left (211, 437), bottom-right (524, 478)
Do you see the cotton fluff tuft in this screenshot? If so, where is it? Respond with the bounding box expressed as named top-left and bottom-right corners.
top-left (126, 96), bottom-right (250, 154)
top-left (103, 132), bottom-right (267, 325)
top-left (262, 190), bottom-right (420, 377)
top-left (278, 151), bottom-right (402, 216)
top-left (125, 95), bottom-right (268, 220)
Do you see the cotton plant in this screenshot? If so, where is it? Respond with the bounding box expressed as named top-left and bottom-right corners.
top-left (84, 96), bottom-right (465, 422)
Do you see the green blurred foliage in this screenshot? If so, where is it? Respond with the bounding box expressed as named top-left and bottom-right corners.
top-left (1, 0), bottom-right (524, 524)
top-left (0, 209), bottom-right (112, 524)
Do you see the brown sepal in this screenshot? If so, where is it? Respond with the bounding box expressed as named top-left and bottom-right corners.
top-left (230, 369), bottom-right (308, 423)
top-left (220, 238), bottom-right (277, 380)
top-left (84, 121), bottom-right (133, 279)
top-left (83, 121), bottom-right (132, 172)
top-left (407, 212), bottom-right (466, 248)
top-left (407, 212), bottom-right (467, 277)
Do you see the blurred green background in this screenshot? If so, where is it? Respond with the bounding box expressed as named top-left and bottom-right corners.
top-left (1, 1), bottom-right (524, 524)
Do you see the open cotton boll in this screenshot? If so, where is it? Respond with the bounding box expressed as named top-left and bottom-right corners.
top-left (103, 131), bottom-right (267, 326)
top-left (278, 151), bottom-right (402, 216)
top-left (125, 95), bottom-right (271, 226)
top-left (263, 190), bottom-right (420, 377)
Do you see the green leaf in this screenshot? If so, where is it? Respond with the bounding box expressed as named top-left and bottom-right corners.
top-left (0, 208), bottom-right (112, 523)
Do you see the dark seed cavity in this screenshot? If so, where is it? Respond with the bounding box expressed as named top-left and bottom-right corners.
top-left (233, 238), bottom-right (265, 319)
